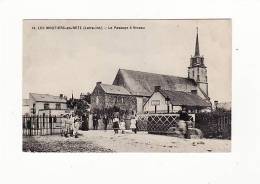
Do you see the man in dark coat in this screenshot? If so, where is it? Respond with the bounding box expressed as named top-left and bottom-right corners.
top-left (179, 107), bottom-right (190, 139)
top-left (81, 113), bottom-right (89, 131)
top-left (103, 114), bottom-right (109, 131)
top-left (93, 114), bottom-right (98, 130)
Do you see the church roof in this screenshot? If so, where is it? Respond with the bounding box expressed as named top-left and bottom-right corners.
top-left (99, 83), bottom-right (131, 95)
top-left (159, 90), bottom-right (211, 107)
top-left (30, 93), bottom-right (67, 103)
top-left (195, 27), bottom-right (200, 56)
top-left (113, 69), bottom-right (197, 97)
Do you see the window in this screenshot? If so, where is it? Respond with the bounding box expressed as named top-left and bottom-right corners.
top-left (191, 90), bottom-right (197, 94)
top-left (121, 97), bottom-right (124, 103)
top-left (44, 103), bottom-right (49, 110)
top-left (55, 103), bottom-right (61, 110)
top-left (192, 70), bottom-right (194, 77)
top-left (197, 75), bottom-right (200, 81)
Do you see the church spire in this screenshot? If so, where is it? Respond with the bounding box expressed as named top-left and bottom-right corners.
top-left (195, 27), bottom-right (200, 56)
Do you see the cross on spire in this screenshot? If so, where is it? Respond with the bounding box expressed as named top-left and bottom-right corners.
top-left (195, 27), bottom-right (200, 56)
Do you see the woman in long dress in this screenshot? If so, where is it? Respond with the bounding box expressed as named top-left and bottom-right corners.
top-left (130, 114), bottom-right (137, 134)
top-left (119, 115), bottom-right (126, 134)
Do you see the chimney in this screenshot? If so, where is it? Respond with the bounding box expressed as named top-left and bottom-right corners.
top-left (154, 86), bottom-right (161, 92)
top-left (96, 81), bottom-right (102, 85)
top-left (59, 94), bottom-right (63, 98)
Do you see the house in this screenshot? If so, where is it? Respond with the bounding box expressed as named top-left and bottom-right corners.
top-left (91, 82), bottom-right (137, 113)
top-left (143, 86), bottom-right (211, 114)
top-left (29, 93), bottom-right (68, 116)
top-left (91, 28), bottom-right (211, 114)
top-left (22, 99), bottom-right (30, 115)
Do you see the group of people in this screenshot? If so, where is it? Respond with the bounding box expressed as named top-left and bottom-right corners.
top-left (60, 112), bottom-right (81, 138)
top-left (112, 113), bottom-right (138, 134)
top-left (92, 112), bottom-right (138, 134)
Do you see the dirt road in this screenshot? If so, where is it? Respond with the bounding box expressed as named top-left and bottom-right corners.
top-left (23, 130), bottom-right (231, 152)
top-left (80, 130), bottom-right (231, 152)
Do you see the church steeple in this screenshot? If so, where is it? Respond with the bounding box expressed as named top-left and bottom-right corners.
top-left (188, 27), bottom-right (209, 97)
top-left (195, 27), bottom-right (200, 56)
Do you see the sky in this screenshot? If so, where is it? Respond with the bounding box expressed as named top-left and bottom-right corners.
top-left (23, 19), bottom-right (231, 102)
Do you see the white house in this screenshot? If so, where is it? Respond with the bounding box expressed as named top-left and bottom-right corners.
top-left (143, 86), bottom-right (211, 114)
top-left (29, 93), bottom-right (68, 116)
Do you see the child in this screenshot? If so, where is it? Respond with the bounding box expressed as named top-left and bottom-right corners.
top-left (119, 116), bottom-right (126, 134)
top-left (130, 113), bottom-right (137, 134)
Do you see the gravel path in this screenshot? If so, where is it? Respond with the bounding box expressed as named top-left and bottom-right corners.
top-left (23, 135), bottom-right (113, 152)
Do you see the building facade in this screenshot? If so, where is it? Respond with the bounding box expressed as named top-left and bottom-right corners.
top-left (91, 29), bottom-right (211, 114)
top-left (29, 93), bottom-right (68, 116)
top-left (143, 86), bottom-right (211, 114)
top-left (91, 82), bottom-right (137, 113)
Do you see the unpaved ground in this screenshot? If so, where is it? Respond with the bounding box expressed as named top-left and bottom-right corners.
top-left (81, 130), bottom-right (231, 152)
top-left (23, 130), bottom-right (231, 152)
top-left (23, 135), bottom-right (113, 152)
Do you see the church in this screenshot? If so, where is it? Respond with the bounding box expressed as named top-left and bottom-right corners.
top-left (91, 29), bottom-right (211, 114)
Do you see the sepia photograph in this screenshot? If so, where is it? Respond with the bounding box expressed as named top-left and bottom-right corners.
top-left (22, 19), bottom-right (231, 152)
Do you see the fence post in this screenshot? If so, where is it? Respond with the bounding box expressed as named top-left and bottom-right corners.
top-left (36, 115), bottom-right (39, 135)
top-left (43, 114), bottom-right (45, 134)
top-left (49, 116), bottom-right (52, 135)
top-left (29, 116), bottom-right (32, 136)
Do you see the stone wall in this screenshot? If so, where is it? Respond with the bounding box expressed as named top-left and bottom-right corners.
top-left (91, 85), bottom-right (137, 113)
top-left (105, 94), bottom-right (137, 113)
top-left (90, 85), bottom-right (106, 110)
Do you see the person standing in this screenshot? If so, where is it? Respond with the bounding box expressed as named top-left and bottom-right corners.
top-left (60, 114), bottom-right (66, 136)
top-left (119, 116), bottom-right (126, 134)
top-left (130, 113), bottom-right (137, 134)
top-left (179, 107), bottom-right (190, 139)
top-left (69, 113), bottom-right (76, 136)
top-left (81, 113), bottom-right (89, 131)
top-left (112, 115), bottom-right (119, 134)
top-left (103, 114), bottom-right (109, 131)
top-left (73, 117), bottom-right (81, 138)
top-left (93, 114), bottom-right (98, 130)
